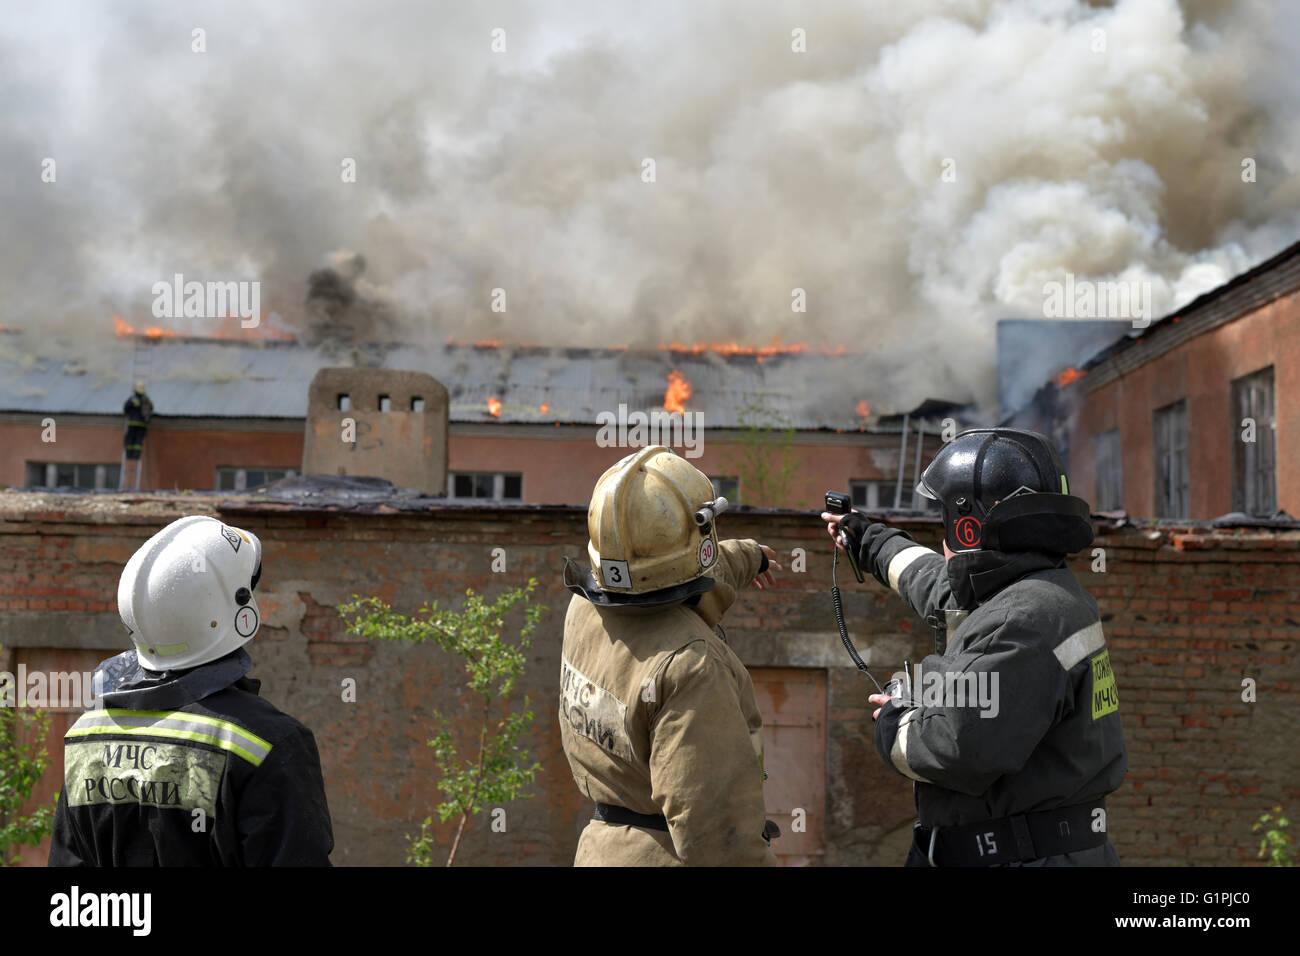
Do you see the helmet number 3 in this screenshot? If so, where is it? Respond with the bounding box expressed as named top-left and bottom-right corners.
top-left (601, 559), bottom-right (631, 589)
top-left (234, 606), bottom-right (259, 637)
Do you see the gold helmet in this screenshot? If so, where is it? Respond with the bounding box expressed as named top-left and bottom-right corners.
top-left (568, 445), bottom-right (722, 605)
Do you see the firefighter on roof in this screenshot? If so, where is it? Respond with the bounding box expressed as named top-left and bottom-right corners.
top-left (49, 515), bottom-right (334, 866)
top-left (560, 445), bottom-right (781, 865)
top-left (122, 380), bottom-right (152, 461)
top-left (824, 428), bottom-right (1127, 866)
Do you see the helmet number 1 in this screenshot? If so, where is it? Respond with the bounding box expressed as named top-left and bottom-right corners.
top-left (235, 606), bottom-right (259, 637)
top-left (601, 559), bottom-right (631, 589)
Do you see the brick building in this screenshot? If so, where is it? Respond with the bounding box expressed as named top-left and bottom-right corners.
top-left (1011, 239), bottom-right (1300, 521)
top-left (0, 338), bottom-right (949, 512)
top-left (2, 490), bottom-right (1295, 866)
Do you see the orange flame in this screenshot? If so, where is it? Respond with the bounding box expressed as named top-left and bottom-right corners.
top-left (856, 400), bottom-right (871, 418)
top-left (539, 402), bottom-right (550, 414)
top-left (112, 312), bottom-right (292, 341)
top-left (1054, 366), bottom-right (1087, 387)
top-left (487, 396), bottom-right (502, 417)
top-left (113, 315), bottom-right (177, 339)
top-left (441, 337), bottom-right (855, 359)
top-left (661, 338), bottom-right (811, 360)
top-left (664, 370), bottom-right (692, 413)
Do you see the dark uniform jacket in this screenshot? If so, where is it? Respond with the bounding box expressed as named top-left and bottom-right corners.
top-left (124, 392), bottom-right (152, 428)
top-left (49, 649), bottom-right (333, 867)
top-left (864, 529), bottom-right (1127, 865)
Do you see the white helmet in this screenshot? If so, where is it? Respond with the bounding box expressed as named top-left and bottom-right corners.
top-left (118, 515), bottom-right (263, 672)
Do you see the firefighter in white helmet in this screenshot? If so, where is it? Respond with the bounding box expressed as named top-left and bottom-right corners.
top-left (49, 515), bottom-right (333, 866)
top-left (560, 445), bottom-right (781, 865)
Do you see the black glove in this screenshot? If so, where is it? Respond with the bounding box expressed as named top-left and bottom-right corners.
top-left (874, 697), bottom-right (908, 772)
top-left (840, 516), bottom-right (915, 588)
top-left (836, 511), bottom-right (872, 556)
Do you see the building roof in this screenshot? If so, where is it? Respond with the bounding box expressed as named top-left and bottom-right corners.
top-left (0, 336), bottom-right (961, 432)
top-left (1079, 237), bottom-right (1300, 390)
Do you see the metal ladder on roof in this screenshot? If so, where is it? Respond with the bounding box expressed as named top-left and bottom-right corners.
top-left (118, 337), bottom-right (153, 491)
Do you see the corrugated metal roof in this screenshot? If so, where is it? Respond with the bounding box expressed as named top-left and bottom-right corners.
top-left (0, 337), bottom-right (957, 431)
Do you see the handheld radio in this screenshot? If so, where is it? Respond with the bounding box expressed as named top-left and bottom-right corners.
top-left (824, 490), bottom-right (890, 694)
top-left (824, 491), bottom-right (864, 583)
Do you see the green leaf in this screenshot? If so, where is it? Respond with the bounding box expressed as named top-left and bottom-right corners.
top-left (341, 585), bottom-right (546, 864)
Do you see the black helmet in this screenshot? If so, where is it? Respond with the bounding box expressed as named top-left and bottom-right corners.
top-left (917, 428), bottom-right (1094, 555)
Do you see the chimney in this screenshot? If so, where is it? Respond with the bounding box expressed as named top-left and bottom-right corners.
top-left (302, 367), bottom-right (449, 493)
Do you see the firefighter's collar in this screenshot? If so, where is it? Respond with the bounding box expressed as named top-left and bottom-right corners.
top-left (947, 549), bottom-right (1065, 609)
top-left (563, 557), bottom-right (715, 607)
top-left (97, 648), bottom-right (254, 711)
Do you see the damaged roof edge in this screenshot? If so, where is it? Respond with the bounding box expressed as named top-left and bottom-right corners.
top-left (1079, 237), bottom-right (1300, 385)
top-left (4, 490), bottom-right (1298, 540)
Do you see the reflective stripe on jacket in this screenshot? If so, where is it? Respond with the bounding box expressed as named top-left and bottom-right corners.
top-left (870, 533), bottom-right (1127, 832)
top-left (49, 650), bottom-right (333, 867)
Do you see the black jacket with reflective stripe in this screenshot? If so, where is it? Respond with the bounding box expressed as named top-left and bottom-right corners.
top-left (49, 650), bottom-right (333, 867)
top-left (868, 532), bottom-right (1127, 833)
top-left (123, 394), bottom-right (152, 428)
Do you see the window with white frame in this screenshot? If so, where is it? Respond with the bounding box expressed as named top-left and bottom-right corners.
top-left (448, 472), bottom-right (523, 501)
top-left (1232, 367), bottom-right (1276, 516)
top-left (1094, 429), bottom-right (1123, 512)
top-left (25, 462), bottom-right (120, 490)
top-left (215, 467), bottom-right (297, 491)
top-left (1154, 400), bottom-right (1189, 518)
top-left (850, 478), bottom-right (937, 511)
top-left (709, 476), bottom-right (740, 506)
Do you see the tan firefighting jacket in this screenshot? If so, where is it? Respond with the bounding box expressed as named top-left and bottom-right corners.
top-left (560, 538), bottom-right (778, 866)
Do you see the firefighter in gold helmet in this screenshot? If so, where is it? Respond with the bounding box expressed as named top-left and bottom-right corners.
top-left (560, 445), bottom-right (781, 866)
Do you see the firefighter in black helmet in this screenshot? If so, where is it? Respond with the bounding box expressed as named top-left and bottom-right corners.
top-left (123, 380), bottom-right (152, 460)
top-left (823, 428), bottom-right (1127, 866)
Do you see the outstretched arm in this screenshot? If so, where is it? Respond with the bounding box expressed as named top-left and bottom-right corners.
top-left (824, 513), bottom-right (953, 623)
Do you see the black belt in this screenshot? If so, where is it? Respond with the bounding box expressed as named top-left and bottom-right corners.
top-left (913, 801), bottom-right (1107, 866)
top-left (593, 803), bottom-right (669, 832)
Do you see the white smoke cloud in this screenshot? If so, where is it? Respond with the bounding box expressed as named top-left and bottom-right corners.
top-left (2, 0), bottom-right (1297, 412)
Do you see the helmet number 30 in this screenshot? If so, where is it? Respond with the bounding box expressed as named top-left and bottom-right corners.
top-left (698, 538), bottom-right (715, 568)
top-left (235, 606), bottom-right (259, 637)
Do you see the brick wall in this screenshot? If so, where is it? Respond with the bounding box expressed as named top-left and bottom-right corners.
top-left (1, 491), bottom-right (1296, 865)
top-left (1070, 288), bottom-right (1300, 519)
top-left (3, 413), bottom-right (941, 509)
